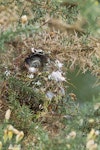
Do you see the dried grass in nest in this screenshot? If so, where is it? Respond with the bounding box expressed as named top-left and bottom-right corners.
top-left (47, 19), bottom-right (85, 36)
top-left (2, 29), bottom-right (99, 76)
top-left (29, 31), bottom-right (99, 73)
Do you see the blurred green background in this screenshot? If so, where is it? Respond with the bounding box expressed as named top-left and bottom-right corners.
top-left (67, 68), bottom-right (100, 102)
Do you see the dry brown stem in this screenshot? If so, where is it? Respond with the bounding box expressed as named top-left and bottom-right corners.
top-left (47, 18), bottom-right (85, 35)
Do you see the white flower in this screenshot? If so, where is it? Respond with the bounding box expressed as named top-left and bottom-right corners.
top-left (60, 87), bottom-right (65, 95)
top-left (27, 74), bottom-right (34, 79)
top-left (4, 70), bottom-right (10, 76)
top-left (55, 60), bottom-right (63, 69)
top-left (34, 81), bottom-right (41, 86)
top-left (48, 70), bottom-right (66, 82)
top-left (46, 91), bottom-right (55, 100)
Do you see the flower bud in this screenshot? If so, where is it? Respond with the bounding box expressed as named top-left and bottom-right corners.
top-left (69, 131), bottom-right (76, 139)
top-left (5, 109), bottom-right (11, 121)
top-left (21, 15), bottom-right (28, 24)
top-left (16, 131), bottom-right (24, 143)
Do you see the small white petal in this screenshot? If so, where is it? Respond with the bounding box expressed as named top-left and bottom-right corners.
top-left (60, 87), bottom-right (65, 95)
top-left (27, 74), bottom-right (34, 79)
top-left (4, 70), bottom-right (10, 76)
top-left (46, 91), bottom-right (55, 100)
top-left (55, 60), bottom-right (63, 69)
top-left (8, 144), bottom-right (13, 150)
top-left (48, 71), bottom-right (66, 82)
top-left (95, 130), bottom-right (99, 136)
top-left (34, 81), bottom-right (41, 86)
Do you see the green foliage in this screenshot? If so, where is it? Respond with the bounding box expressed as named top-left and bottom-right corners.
top-left (22, 99), bottom-right (100, 150)
top-left (0, 0), bottom-right (100, 51)
top-left (0, 98), bottom-right (100, 150)
top-left (0, 110), bottom-right (24, 150)
top-left (78, 0), bottom-right (100, 33)
top-left (8, 76), bottom-right (47, 112)
top-left (0, 25), bottom-right (40, 51)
